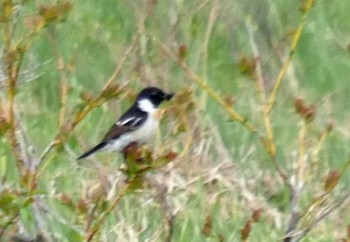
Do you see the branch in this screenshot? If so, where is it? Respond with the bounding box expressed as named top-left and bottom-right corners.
top-left (36, 34), bottom-right (138, 172)
top-left (85, 183), bottom-right (131, 242)
top-left (149, 33), bottom-right (258, 134)
top-left (246, 17), bottom-right (288, 185)
top-left (0, 211), bottom-right (19, 238)
top-left (267, 0), bottom-right (315, 113)
top-left (284, 158), bottom-right (350, 241)
top-left (294, 191), bottom-right (350, 242)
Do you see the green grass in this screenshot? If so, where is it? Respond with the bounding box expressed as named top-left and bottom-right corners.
top-left (1, 0), bottom-right (350, 241)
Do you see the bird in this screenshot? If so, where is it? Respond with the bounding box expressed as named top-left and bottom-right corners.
top-left (77, 87), bottom-right (174, 160)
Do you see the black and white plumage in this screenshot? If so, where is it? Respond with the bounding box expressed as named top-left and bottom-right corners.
top-left (77, 87), bottom-right (174, 160)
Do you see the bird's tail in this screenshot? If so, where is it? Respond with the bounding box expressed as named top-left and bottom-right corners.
top-left (77, 142), bottom-right (107, 160)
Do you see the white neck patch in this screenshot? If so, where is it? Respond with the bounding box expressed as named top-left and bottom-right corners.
top-left (138, 99), bottom-right (156, 113)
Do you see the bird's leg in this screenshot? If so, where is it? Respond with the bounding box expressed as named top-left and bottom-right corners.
top-left (122, 142), bottom-right (139, 161)
top-left (121, 142), bottom-right (152, 184)
top-left (122, 142), bottom-right (149, 163)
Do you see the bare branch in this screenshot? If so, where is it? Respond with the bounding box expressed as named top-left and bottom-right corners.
top-left (267, 0), bottom-right (316, 113)
top-left (246, 17), bottom-right (289, 186)
top-left (149, 33), bottom-right (258, 133)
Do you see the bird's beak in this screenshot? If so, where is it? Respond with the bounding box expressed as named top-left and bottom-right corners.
top-left (165, 93), bottom-right (175, 101)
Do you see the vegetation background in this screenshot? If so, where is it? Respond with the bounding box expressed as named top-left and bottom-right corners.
top-left (1, 0), bottom-right (350, 241)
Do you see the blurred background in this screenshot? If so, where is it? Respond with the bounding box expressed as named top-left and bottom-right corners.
top-left (1, 0), bottom-right (350, 241)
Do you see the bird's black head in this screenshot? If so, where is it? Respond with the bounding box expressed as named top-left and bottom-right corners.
top-left (137, 87), bottom-right (174, 107)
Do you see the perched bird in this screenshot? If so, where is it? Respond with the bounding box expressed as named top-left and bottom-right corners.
top-left (77, 87), bottom-right (174, 160)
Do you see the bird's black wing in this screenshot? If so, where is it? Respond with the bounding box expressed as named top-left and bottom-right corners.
top-left (102, 105), bottom-right (147, 141)
top-left (77, 105), bottom-right (147, 160)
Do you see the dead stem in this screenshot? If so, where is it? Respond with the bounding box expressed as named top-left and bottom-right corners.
top-left (3, 0), bottom-right (25, 174)
top-left (198, 0), bottom-right (219, 106)
top-left (311, 127), bottom-right (329, 172)
top-left (294, 191), bottom-right (350, 241)
top-left (246, 17), bottom-right (288, 185)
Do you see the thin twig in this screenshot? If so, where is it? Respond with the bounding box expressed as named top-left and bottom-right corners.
top-left (150, 32), bottom-right (292, 185)
top-left (283, 186), bottom-right (302, 242)
top-left (36, 34), bottom-right (138, 170)
top-left (32, 197), bottom-right (51, 241)
top-left (149, 33), bottom-right (258, 133)
top-left (295, 195), bottom-right (350, 241)
top-left (2, 1), bottom-right (45, 176)
top-left (167, 0), bottom-right (210, 40)
top-left (267, 0), bottom-right (315, 113)
top-left (198, 0), bottom-right (219, 107)
top-left (102, 34), bottom-right (139, 92)
top-left (58, 60), bottom-right (68, 129)
top-left (246, 17), bottom-right (267, 103)
top-left (3, 1), bottom-right (25, 173)
top-left (283, 121), bottom-right (309, 242)
top-left (311, 127), bottom-right (330, 172)
top-left (38, 140), bottom-right (58, 167)
top-left (85, 183), bottom-right (131, 242)
top-left (146, 174), bottom-right (175, 242)
top-left (0, 211), bottom-right (19, 238)
top-left (45, 26), bottom-right (70, 132)
top-left (246, 17), bottom-right (288, 185)
top-left (285, 158), bottom-right (350, 241)
top-left (283, 191), bottom-right (350, 242)
top-left (152, 30), bottom-right (291, 185)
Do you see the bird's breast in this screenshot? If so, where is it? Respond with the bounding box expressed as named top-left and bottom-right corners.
top-left (133, 115), bottom-right (159, 141)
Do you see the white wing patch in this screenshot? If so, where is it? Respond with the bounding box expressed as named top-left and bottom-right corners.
top-left (116, 117), bottom-right (135, 126)
top-left (131, 117), bottom-right (142, 127)
top-left (107, 115), bottom-right (159, 151)
top-left (116, 117), bottom-right (143, 128)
